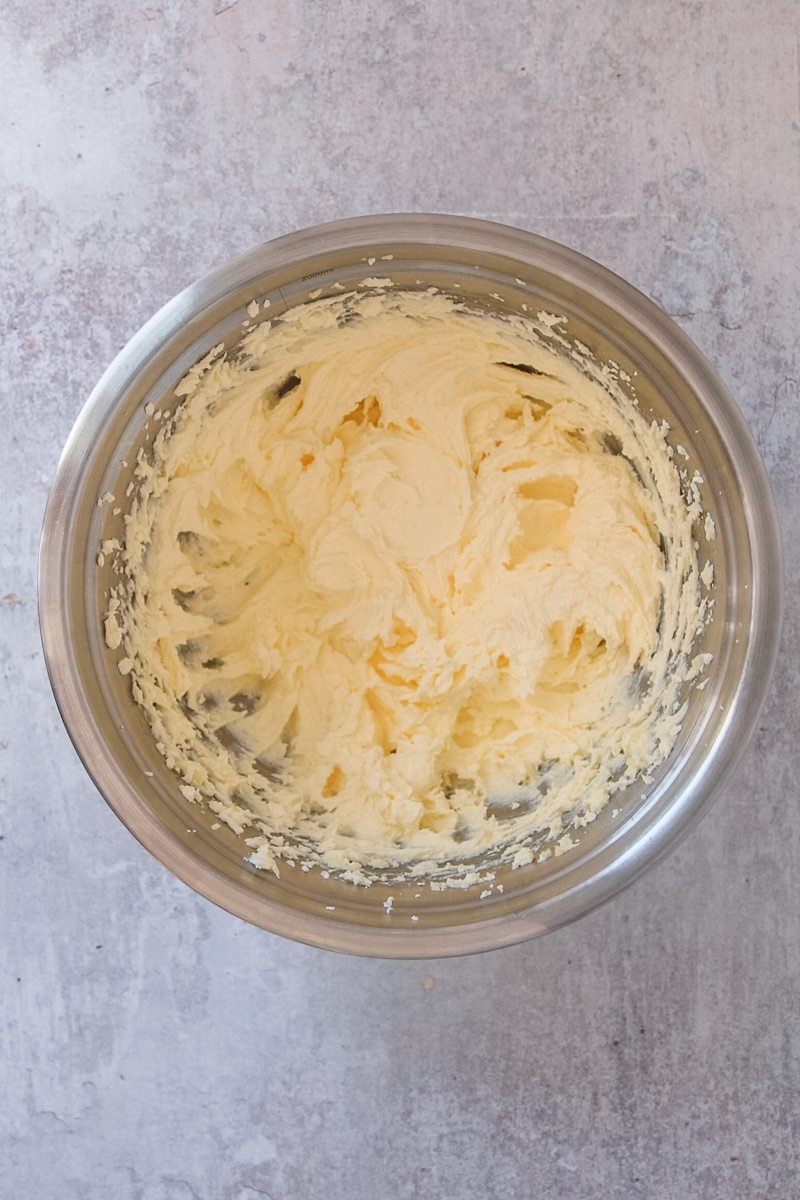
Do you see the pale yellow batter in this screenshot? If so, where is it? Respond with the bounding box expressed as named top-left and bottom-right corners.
top-left (105, 290), bottom-right (707, 884)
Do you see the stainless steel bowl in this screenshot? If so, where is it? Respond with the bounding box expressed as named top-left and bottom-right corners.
top-left (39, 214), bottom-right (781, 957)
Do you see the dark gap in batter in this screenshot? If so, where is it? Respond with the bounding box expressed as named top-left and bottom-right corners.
top-left (486, 797), bottom-right (533, 822)
top-left (536, 759), bottom-right (558, 796)
top-left (442, 772), bottom-right (474, 799)
top-left (630, 664), bottom-right (653, 698)
top-left (216, 724), bottom-right (248, 757)
top-left (658, 530), bottom-right (669, 566)
top-left (177, 639), bottom-right (203, 665)
top-left (177, 530), bottom-right (202, 555)
top-left (496, 360), bottom-right (554, 378)
top-left (254, 756), bottom-right (283, 784)
top-left (602, 432), bottom-right (623, 456)
top-left (228, 791), bottom-right (257, 824)
top-left (655, 587), bottom-right (666, 640)
top-left (172, 588), bottom-right (197, 611)
top-left (275, 371), bottom-right (301, 400)
top-left (621, 453), bottom-right (646, 488)
top-left (608, 758), bottom-right (629, 783)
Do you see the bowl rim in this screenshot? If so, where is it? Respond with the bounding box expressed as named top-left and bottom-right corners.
top-left (38, 213), bottom-right (783, 958)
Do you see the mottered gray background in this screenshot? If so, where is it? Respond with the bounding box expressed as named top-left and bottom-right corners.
top-left (1, 1), bottom-right (798, 1196)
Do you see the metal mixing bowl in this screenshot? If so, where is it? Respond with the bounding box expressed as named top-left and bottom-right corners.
top-left (39, 214), bottom-right (781, 957)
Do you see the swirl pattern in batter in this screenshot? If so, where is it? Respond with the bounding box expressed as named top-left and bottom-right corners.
top-left (105, 290), bottom-right (706, 883)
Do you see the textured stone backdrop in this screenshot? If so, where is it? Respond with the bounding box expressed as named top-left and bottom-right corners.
top-left (1, 2), bottom-right (798, 1196)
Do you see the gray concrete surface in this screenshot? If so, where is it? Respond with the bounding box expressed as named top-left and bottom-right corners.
top-left (2, 1), bottom-right (798, 1196)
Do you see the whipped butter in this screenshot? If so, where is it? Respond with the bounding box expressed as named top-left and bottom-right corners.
top-left (104, 290), bottom-right (708, 885)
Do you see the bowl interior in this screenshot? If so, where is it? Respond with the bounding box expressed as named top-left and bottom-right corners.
top-left (41, 217), bottom-right (774, 956)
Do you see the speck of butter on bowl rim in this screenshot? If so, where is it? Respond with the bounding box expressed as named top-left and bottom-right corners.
top-left (704, 512), bottom-right (716, 541)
